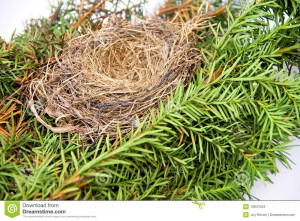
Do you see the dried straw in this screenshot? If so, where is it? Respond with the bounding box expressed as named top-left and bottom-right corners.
top-left (29, 12), bottom-right (209, 140)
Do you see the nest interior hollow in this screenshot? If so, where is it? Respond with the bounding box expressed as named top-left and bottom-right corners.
top-left (30, 18), bottom-right (205, 139)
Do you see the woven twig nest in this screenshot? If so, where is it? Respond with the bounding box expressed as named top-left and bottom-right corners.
top-left (29, 15), bottom-right (208, 140)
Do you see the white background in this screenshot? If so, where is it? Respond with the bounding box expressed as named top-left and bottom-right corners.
top-left (0, 0), bottom-right (299, 200)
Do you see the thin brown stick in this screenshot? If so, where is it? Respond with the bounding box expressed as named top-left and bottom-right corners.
top-left (0, 85), bottom-right (26, 107)
top-left (72, 0), bottom-right (106, 29)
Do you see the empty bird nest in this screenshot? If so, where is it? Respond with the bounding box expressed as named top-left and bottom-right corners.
top-left (28, 15), bottom-right (209, 140)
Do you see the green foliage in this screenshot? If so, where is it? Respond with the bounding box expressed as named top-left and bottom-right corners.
top-left (0, 0), bottom-right (299, 200)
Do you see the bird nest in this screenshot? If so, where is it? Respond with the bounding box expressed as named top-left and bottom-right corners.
top-left (29, 16), bottom-right (208, 140)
